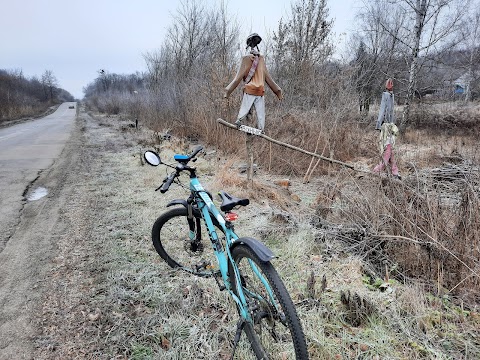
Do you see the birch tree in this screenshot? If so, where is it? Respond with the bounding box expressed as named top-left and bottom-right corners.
top-left (459, 9), bottom-right (480, 102)
top-left (360, 0), bottom-right (469, 128)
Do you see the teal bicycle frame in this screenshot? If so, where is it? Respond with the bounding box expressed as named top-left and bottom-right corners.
top-left (145, 147), bottom-right (309, 359)
top-left (189, 177), bottom-right (278, 324)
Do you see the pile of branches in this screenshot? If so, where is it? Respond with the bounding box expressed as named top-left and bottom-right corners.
top-left (312, 162), bottom-right (480, 301)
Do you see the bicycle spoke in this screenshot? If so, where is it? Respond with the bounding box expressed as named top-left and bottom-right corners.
top-left (229, 244), bottom-right (308, 359)
top-left (152, 208), bottom-right (219, 277)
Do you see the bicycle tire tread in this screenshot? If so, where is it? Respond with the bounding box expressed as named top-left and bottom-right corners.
top-left (152, 207), bottom-right (187, 268)
top-left (231, 244), bottom-right (309, 359)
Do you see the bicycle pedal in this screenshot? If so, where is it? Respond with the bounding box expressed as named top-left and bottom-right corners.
top-left (194, 262), bottom-right (207, 272)
top-left (194, 261), bottom-right (218, 273)
top-left (213, 273), bottom-right (226, 291)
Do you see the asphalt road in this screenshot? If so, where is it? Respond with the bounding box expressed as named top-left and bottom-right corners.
top-left (0, 102), bottom-right (77, 358)
top-left (0, 102), bottom-right (76, 250)
top-left (0, 102), bottom-right (76, 169)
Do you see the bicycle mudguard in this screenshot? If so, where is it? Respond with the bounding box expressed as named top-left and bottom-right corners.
top-left (231, 237), bottom-right (276, 262)
top-left (166, 199), bottom-right (188, 208)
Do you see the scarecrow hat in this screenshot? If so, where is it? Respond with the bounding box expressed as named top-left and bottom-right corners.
top-left (246, 33), bottom-right (262, 48)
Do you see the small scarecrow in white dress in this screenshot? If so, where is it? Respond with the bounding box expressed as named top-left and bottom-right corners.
top-left (373, 78), bottom-right (401, 179)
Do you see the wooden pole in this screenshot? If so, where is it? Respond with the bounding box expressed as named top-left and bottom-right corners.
top-left (246, 134), bottom-right (254, 185)
top-left (217, 118), bottom-right (355, 170)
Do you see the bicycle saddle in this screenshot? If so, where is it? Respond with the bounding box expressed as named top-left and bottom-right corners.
top-left (218, 191), bottom-right (249, 212)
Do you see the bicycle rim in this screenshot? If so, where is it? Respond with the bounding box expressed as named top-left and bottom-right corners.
top-left (152, 207), bottom-right (220, 277)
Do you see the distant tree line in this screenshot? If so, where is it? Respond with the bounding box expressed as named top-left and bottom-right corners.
top-left (83, 71), bottom-right (144, 116)
top-left (0, 69), bottom-right (74, 123)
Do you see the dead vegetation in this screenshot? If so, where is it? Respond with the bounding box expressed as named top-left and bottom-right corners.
top-left (33, 104), bottom-right (480, 359)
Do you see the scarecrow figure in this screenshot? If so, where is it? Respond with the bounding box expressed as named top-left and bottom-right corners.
top-left (375, 78), bottom-right (395, 130)
top-left (373, 122), bottom-right (400, 178)
top-left (224, 33), bottom-right (283, 132)
top-left (373, 79), bottom-right (401, 179)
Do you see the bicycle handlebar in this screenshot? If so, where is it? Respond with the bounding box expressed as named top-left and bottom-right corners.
top-left (159, 172), bottom-right (176, 193)
top-left (190, 146), bottom-right (203, 159)
top-left (155, 146), bottom-right (203, 194)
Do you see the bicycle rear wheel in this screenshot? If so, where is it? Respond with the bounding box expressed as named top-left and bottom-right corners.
top-left (229, 244), bottom-right (309, 359)
top-left (152, 207), bottom-right (220, 277)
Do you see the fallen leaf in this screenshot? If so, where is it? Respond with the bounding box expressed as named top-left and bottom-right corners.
top-left (161, 336), bottom-right (171, 350)
top-left (360, 344), bottom-right (369, 351)
top-left (88, 313), bottom-right (100, 321)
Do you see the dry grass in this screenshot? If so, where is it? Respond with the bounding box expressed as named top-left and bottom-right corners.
top-left (408, 102), bottom-right (480, 136)
top-left (85, 77), bottom-right (369, 178)
top-left (0, 103), bottom-right (58, 126)
top-left (323, 162), bottom-right (480, 301)
top-left (35, 105), bottom-right (480, 359)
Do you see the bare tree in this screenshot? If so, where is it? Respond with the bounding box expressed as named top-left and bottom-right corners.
top-left (41, 70), bottom-right (58, 101)
top-left (207, 0), bottom-right (239, 79)
top-left (459, 9), bottom-right (480, 101)
top-left (359, 0), bottom-right (469, 128)
top-left (272, 0), bottom-right (333, 106)
top-left (275, 0), bottom-right (333, 66)
top-left (352, 41), bottom-right (376, 114)
top-left (164, 0), bottom-right (213, 79)
top-left (273, 0), bottom-right (333, 69)
top-left (143, 50), bottom-right (166, 92)
top-left (350, 2), bottom-right (409, 118)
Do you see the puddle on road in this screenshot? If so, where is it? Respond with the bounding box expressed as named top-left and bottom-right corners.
top-left (27, 187), bottom-right (48, 201)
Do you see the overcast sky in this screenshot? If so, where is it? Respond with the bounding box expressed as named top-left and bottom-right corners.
top-left (0, 0), bottom-right (358, 99)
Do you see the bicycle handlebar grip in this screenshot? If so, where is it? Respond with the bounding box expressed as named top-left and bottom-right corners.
top-left (160, 173), bottom-right (176, 193)
top-left (190, 146), bottom-right (203, 159)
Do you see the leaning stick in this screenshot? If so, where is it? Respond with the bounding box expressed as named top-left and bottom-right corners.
top-left (217, 118), bottom-right (355, 170)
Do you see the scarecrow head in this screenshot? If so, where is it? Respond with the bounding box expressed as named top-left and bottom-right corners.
top-left (385, 78), bottom-right (393, 91)
top-left (246, 33), bottom-right (262, 50)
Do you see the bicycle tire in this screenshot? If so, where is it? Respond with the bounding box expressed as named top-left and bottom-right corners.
top-left (229, 244), bottom-right (309, 359)
top-left (152, 207), bottom-right (221, 277)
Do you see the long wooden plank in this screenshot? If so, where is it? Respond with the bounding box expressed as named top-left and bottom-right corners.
top-left (217, 118), bottom-right (355, 170)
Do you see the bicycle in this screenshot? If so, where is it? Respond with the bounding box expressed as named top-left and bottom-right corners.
top-left (144, 146), bottom-right (309, 359)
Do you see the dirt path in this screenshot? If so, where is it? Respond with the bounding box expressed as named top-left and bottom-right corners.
top-left (29, 109), bottom-right (167, 359)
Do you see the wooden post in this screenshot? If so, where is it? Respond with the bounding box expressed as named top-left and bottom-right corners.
top-left (246, 134), bottom-right (254, 185)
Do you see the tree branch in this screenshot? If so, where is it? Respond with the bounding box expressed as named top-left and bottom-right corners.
top-left (217, 118), bottom-right (355, 170)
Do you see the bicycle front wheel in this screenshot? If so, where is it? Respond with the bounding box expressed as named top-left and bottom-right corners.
top-left (229, 244), bottom-right (309, 359)
top-left (152, 207), bottom-right (220, 277)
